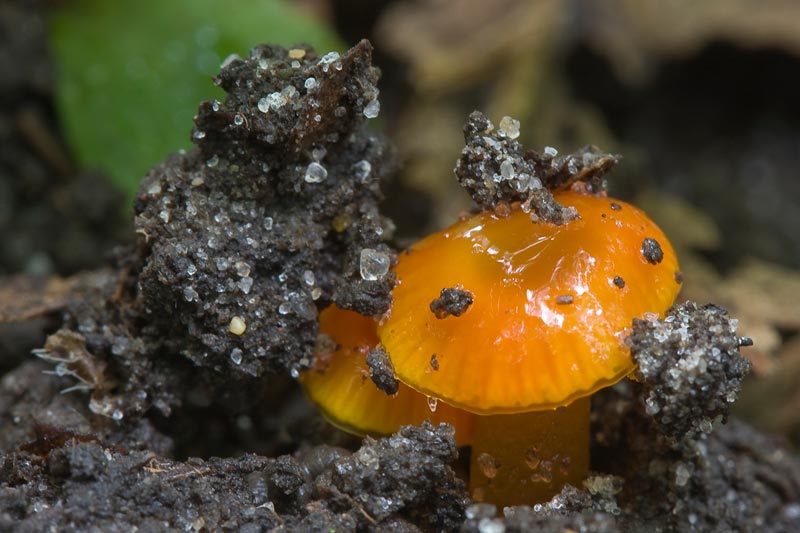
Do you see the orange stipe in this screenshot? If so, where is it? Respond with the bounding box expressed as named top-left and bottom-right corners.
top-left (378, 190), bottom-right (680, 414)
top-left (301, 305), bottom-right (475, 442)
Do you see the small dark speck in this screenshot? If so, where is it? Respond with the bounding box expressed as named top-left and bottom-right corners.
top-left (555, 294), bottom-right (574, 305)
top-left (674, 270), bottom-right (684, 283)
top-left (613, 275), bottom-right (625, 288)
top-left (430, 354), bottom-right (439, 370)
top-left (610, 202), bottom-right (622, 211)
top-left (601, 213), bottom-right (607, 219)
top-left (641, 237), bottom-right (664, 264)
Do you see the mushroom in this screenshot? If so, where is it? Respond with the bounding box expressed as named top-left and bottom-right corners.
top-left (303, 190), bottom-right (680, 507)
top-left (301, 305), bottom-right (474, 439)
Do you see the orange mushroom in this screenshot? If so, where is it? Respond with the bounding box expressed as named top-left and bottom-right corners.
top-left (303, 189), bottom-right (680, 507)
top-left (301, 305), bottom-right (474, 440)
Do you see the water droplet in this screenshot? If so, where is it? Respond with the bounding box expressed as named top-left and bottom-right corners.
top-left (303, 270), bottom-right (315, 286)
top-left (304, 77), bottom-right (317, 90)
top-left (499, 159), bottom-right (514, 179)
top-left (426, 396), bottom-right (438, 412)
top-left (318, 51), bottom-right (340, 72)
top-left (675, 463), bottom-right (692, 486)
top-left (476, 453), bottom-right (500, 479)
top-left (238, 277), bottom-right (253, 294)
top-left (304, 162), bottom-right (328, 183)
top-left (193, 130), bottom-right (206, 140)
top-left (311, 146), bottom-right (327, 161)
top-left (206, 155), bottom-right (219, 168)
top-left (524, 446), bottom-right (540, 470)
top-left (233, 114), bottom-right (244, 126)
top-left (263, 217), bottom-right (273, 230)
top-left (498, 116), bottom-right (520, 139)
top-left (257, 98), bottom-right (269, 113)
top-left (230, 348), bottom-right (243, 365)
top-left (353, 160), bottom-right (371, 182)
top-left (363, 99), bottom-right (380, 119)
top-left (359, 249), bottom-right (390, 281)
top-left (234, 261), bottom-right (251, 277)
top-left (530, 460), bottom-right (553, 483)
top-left (477, 518), bottom-right (506, 533)
top-left (558, 455), bottom-right (571, 476)
top-left (183, 286), bottom-right (198, 302)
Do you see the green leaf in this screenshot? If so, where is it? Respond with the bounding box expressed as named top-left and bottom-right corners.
top-left (50, 0), bottom-right (343, 200)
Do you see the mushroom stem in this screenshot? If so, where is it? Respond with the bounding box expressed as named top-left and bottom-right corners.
top-left (468, 397), bottom-right (590, 506)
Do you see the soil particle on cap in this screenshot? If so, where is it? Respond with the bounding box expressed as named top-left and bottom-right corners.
top-left (613, 275), bottom-right (625, 288)
top-left (430, 287), bottom-right (474, 318)
top-left (455, 111), bottom-right (618, 224)
top-left (366, 346), bottom-right (399, 395)
top-left (627, 301), bottom-right (752, 439)
top-left (555, 294), bottom-right (575, 305)
top-left (132, 39), bottom-right (396, 378)
top-left (641, 237), bottom-right (664, 264)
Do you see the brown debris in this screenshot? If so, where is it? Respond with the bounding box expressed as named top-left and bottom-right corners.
top-left (0, 274), bottom-right (79, 323)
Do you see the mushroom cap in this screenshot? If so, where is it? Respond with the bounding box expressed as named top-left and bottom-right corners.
top-left (377, 190), bottom-right (681, 414)
top-left (301, 305), bottom-right (475, 441)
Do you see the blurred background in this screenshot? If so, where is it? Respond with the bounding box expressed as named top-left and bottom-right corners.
top-left (1, 0), bottom-right (799, 446)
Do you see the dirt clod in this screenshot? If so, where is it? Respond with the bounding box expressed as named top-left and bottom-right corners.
top-left (455, 111), bottom-right (618, 224)
top-left (366, 346), bottom-right (399, 395)
top-left (629, 301), bottom-right (752, 439)
top-left (430, 287), bottom-right (473, 318)
top-left (641, 237), bottom-right (664, 265)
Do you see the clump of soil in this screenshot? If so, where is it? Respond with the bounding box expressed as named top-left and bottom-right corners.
top-left (455, 110), bottom-right (618, 223)
top-left (134, 39), bottom-right (396, 379)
